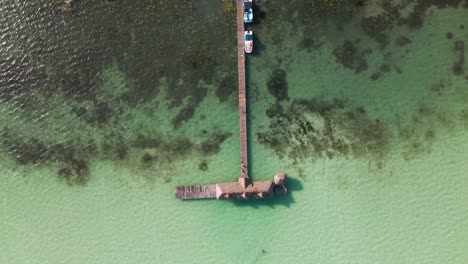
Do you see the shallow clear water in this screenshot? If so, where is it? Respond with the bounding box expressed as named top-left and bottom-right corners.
top-left (1, 1), bottom-right (468, 263)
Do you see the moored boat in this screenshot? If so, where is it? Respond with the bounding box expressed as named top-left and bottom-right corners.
top-left (243, 0), bottom-right (253, 23)
top-left (244, 30), bottom-right (253, 53)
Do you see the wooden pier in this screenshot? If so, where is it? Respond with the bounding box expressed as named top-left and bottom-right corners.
top-left (237, 0), bottom-right (249, 181)
top-left (174, 0), bottom-right (287, 200)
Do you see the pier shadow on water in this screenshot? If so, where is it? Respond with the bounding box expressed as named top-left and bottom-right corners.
top-left (231, 177), bottom-right (303, 208)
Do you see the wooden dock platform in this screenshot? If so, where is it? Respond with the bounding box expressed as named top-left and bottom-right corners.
top-left (236, 0), bottom-right (248, 180)
top-left (175, 185), bottom-right (217, 200)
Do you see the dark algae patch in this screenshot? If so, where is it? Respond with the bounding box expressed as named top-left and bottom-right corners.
top-left (215, 73), bottom-right (237, 102)
top-left (371, 63), bottom-right (393, 80)
top-left (299, 37), bottom-right (323, 53)
top-left (333, 40), bottom-right (371, 74)
top-left (198, 160), bottom-right (209, 171)
top-left (460, 108), bottom-right (468, 128)
top-left (258, 95), bottom-right (466, 166)
top-left (257, 98), bottom-right (390, 165)
top-left (395, 35), bottom-right (411, 47)
top-left (171, 99), bottom-right (198, 129)
top-left (78, 102), bottom-right (115, 127)
top-left (199, 129), bottom-right (233, 156)
top-left (267, 69), bottom-right (289, 101)
top-left (370, 72), bottom-right (383, 81)
top-left (394, 97), bottom-right (464, 161)
top-left (361, 12), bottom-right (397, 47)
top-left (57, 159), bottom-right (90, 187)
top-left (130, 128), bottom-right (232, 167)
top-left (1, 129), bottom-right (93, 186)
top-left (398, 0), bottom-right (467, 30)
top-left (0, 123), bottom-right (233, 186)
top-left (452, 40), bottom-right (465, 75)
top-left (133, 136), bottom-right (196, 166)
top-left (102, 133), bottom-right (128, 160)
top-left (430, 81), bottom-right (446, 96)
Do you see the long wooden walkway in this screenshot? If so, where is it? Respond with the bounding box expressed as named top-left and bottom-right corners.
top-left (236, 0), bottom-right (249, 180)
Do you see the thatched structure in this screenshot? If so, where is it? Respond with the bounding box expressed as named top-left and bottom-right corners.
top-left (175, 173), bottom-right (287, 200)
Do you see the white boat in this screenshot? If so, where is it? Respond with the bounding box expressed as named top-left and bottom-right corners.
top-left (244, 31), bottom-right (253, 53)
top-left (243, 0), bottom-right (253, 23)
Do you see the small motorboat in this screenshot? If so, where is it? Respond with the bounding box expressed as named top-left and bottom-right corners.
top-left (244, 31), bottom-right (253, 53)
top-left (244, 0), bottom-right (253, 23)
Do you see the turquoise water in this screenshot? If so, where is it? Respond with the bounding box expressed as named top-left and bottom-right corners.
top-left (1, 1), bottom-right (468, 263)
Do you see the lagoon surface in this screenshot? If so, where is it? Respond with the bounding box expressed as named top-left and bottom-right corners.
top-left (1, 1), bottom-right (468, 263)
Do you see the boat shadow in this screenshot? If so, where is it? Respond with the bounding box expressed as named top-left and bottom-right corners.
top-left (231, 176), bottom-right (303, 208)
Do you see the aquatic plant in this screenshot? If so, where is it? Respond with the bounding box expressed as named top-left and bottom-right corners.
top-left (307, 0), bottom-right (367, 14)
top-left (199, 129), bottom-right (233, 156)
top-left (267, 69), bottom-right (289, 101)
top-left (333, 40), bottom-right (371, 74)
top-left (198, 160), bottom-right (209, 171)
top-left (215, 73), bottom-right (237, 102)
top-left (257, 98), bottom-right (390, 165)
top-left (452, 40), bottom-right (465, 76)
